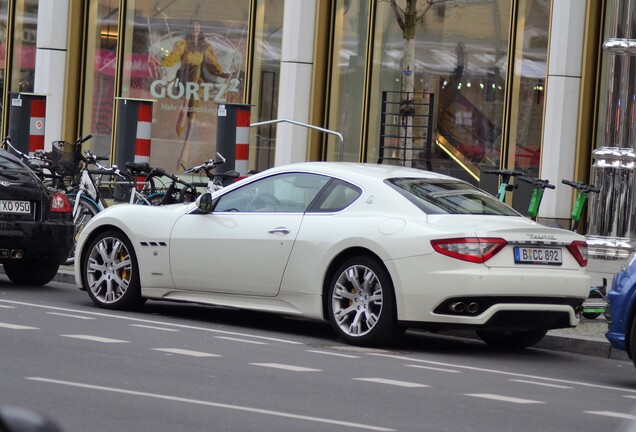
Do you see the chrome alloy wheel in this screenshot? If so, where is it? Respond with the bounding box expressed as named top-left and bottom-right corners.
top-left (331, 264), bottom-right (384, 337)
top-left (86, 236), bottom-right (133, 304)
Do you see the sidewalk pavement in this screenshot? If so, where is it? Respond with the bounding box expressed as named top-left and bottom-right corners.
top-left (10, 259), bottom-right (632, 362)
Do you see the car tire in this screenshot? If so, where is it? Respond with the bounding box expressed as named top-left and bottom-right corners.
top-left (476, 328), bottom-right (548, 350)
top-left (629, 316), bottom-right (636, 367)
top-left (82, 230), bottom-right (145, 310)
top-left (4, 260), bottom-right (59, 286)
top-left (327, 256), bottom-right (402, 346)
top-left (65, 195), bottom-right (100, 265)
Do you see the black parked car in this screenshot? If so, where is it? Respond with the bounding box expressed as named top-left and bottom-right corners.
top-left (0, 148), bottom-right (73, 285)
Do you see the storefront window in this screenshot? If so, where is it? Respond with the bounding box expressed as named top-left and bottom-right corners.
top-left (83, 0), bottom-right (119, 158)
top-left (508, 1), bottom-right (549, 176)
top-left (326, 0), bottom-right (369, 162)
top-left (250, 0), bottom-right (283, 171)
top-left (369, 1), bottom-right (512, 186)
top-left (0, 0), bottom-right (9, 129)
top-left (10, 0), bottom-right (37, 93)
top-left (123, 1), bottom-right (249, 172)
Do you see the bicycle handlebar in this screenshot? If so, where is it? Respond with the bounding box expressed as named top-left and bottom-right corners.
top-left (518, 176), bottom-right (555, 189)
top-left (561, 179), bottom-right (600, 193)
top-left (75, 134), bottom-right (93, 145)
top-left (184, 153), bottom-right (227, 177)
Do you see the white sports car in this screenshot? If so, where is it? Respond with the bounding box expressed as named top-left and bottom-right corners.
top-left (74, 162), bottom-right (590, 348)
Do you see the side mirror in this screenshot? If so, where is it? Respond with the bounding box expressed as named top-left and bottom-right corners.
top-left (195, 192), bottom-right (213, 213)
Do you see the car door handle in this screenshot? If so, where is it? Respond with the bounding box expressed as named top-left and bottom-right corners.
top-left (268, 227), bottom-right (290, 235)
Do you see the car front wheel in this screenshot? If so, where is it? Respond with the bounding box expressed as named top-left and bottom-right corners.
top-left (82, 230), bottom-right (145, 310)
top-left (476, 328), bottom-right (548, 350)
top-left (327, 256), bottom-right (401, 346)
top-left (4, 260), bottom-right (59, 286)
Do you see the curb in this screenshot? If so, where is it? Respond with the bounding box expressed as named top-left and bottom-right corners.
top-left (539, 332), bottom-right (630, 361)
top-left (7, 268), bottom-right (631, 362)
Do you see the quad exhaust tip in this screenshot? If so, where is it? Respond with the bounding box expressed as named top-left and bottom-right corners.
top-left (449, 301), bottom-right (480, 315)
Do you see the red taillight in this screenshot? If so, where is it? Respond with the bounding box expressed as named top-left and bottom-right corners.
top-left (566, 240), bottom-right (588, 267)
top-left (50, 192), bottom-right (72, 213)
top-left (431, 237), bottom-right (508, 263)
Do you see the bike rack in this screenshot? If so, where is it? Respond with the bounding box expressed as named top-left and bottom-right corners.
top-left (250, 119), bottom-right (345, 162)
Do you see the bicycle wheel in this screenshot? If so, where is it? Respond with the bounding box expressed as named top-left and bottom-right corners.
top-left (65, 194), bottom-right (101, 265)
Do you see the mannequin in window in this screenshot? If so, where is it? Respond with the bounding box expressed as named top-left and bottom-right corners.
top-left (160, 20), bottom-right (230, 170)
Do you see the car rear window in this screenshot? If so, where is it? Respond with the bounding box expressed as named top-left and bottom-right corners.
top-left (386, 178), bottom-right (520, 216)
top-left (0, 153), bottom-right (27, 171)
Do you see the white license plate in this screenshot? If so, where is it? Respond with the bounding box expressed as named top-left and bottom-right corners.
top-left (514, 246), bottom-right (562, 265)
top-left (0, 200), bottom-right (31, 214)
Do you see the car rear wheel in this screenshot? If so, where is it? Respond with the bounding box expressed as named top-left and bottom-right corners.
top-left (327, 256), bottom-right (402, 346)
top-left (82, 230), bottom-right (145, 310)
top-left (476, 328), bottom-right (548, 350)
top-left (3, 260), bottom-right (59, 286)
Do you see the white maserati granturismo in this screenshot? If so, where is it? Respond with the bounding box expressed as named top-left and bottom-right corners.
top-left (74, 162), bottom-right (590, 348)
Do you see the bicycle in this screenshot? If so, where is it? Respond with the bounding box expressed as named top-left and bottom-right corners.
top-left (125, 161), bottom-right (199, 205)
top-left (183, 153), bottom-right (239, 192)
top-left (483, 169), bottom-right (525, 202)
top-left (561, 179), bottom-right (606, 320)
top-left (53, 136), bottom-right (149, 264)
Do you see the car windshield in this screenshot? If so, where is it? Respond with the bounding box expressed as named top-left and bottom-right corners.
top-left (387, 178), bottom-right (520, 216)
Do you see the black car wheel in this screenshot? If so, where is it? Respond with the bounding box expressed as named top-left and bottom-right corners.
top-left (476, 328), bottom-right (548, 350)
top-left (327, 256), bottom-right (402, 346)
top-left (4, 260), bottom-right (59, 286)
top-left (82, 230), bottom-right (145, 310)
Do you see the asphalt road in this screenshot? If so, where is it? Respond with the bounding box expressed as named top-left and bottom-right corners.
top-left (2, 276), bottom-right (636, 432)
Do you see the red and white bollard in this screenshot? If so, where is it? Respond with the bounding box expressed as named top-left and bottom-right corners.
top-left (216, 103), bottom-right (252, 183)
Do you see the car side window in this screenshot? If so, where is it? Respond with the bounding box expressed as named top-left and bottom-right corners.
top-left (214, 173), bottom-right (329, 213)
top-left (314, 180), bottom-right (361, 212)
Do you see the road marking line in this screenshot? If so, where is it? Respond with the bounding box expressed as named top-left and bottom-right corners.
top-left (0, 300), bottom-right (302, 344)
top-left (130, 324), bottom-right (179, 332)
top-left (215, 336), bottom-right (267, 345)
top-left (306, 350), bottom-right (361, 358)
top-left (47, 312), bottom-right (95, 320)
top-left (370, 353), bottom-right (636, 394)
top-left (61, 335), bottom-right (129, 343)
top-left (406, 364), bottom-right (461, 373)
top-left (251, 363), bottom-right (321, 372)
top-left (153, 348), bottom-right (221, 358)
top-left (0, 322), bottom-right (38, 330)
top-left (25, 377), bottom-right (394, 431)
top-left (465, 394), bottom-right (545, 404)
top-left (354, 378), bottom-right (429, 388)
top-left (0, 305), bottom-right (15, 309)
top-left (584, 411), bottom-right (636, 420)
top-left (509, 379), bottom-right (573, 389)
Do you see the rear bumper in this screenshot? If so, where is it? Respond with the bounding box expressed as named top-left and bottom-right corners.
top-left (0, 219), bottom-right (73, 264)
top-left (388, 254), bottom-right (590, 329)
